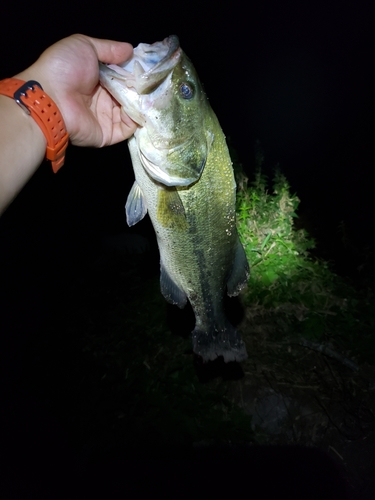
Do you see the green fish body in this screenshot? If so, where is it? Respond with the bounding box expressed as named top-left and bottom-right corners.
top-left (100, 36), bottom-right (249, 362)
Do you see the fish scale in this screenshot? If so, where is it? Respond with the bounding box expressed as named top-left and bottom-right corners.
top-left (100, 36), bottom-right (249, 362)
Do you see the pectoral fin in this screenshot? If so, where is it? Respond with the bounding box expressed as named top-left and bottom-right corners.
top-left (125, 181), bottom-right (148, 227)
top-left (227, 240), bottom-right (250, 297)
top-left (160, 264), bottom-right (187, 308)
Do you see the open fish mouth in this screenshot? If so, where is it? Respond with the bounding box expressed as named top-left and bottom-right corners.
top-left (99, 35), bottom-right (208, 186)
top-left (102, 35), bottom-right (181, 94)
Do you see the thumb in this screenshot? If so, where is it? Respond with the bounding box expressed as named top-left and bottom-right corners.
top-left (82, 35), bottom-right (133, 64)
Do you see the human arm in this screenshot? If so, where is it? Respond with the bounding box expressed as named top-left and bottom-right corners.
top-left (0, 34), bottom-right (137, 215)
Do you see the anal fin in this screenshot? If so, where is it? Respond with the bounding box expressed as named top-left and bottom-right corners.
top-left (160, 264), bottom-right (187, 308)
top-left (227, 240), bottom-right (250, 297)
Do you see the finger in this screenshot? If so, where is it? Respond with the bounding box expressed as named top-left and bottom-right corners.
top-left (120, 108), bottom-right (138, 131)
top-left (81, 34), bottom-right (133, 64)
top-left (108, 108), bottom-right (137, 145)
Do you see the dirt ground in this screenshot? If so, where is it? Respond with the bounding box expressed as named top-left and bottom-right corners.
top-left (201, 310), bottom-right (375, 499)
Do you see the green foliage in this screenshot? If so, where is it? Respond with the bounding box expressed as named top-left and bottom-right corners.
top-left (235, 157), bottom-right (353, 337)
top-left (233, 151), bottom-right (375, 362)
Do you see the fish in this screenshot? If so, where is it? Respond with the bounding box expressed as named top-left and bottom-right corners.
top-left (99, 35), bottom-right (250, 362)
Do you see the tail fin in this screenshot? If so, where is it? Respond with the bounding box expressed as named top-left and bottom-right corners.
top-left (192, 322), bottom-right (247, 363)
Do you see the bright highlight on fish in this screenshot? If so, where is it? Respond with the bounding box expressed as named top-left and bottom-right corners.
top-left (99, 35), bottom-right (250, 362)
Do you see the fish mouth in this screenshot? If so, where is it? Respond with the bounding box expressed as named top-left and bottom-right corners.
top-left (100, 35), bottom-right (207, 187)
top-left (100, 35), bottom-right (181, 94)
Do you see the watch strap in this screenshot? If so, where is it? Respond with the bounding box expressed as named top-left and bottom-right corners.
top-left (0, 78), bottom-right (68, 173)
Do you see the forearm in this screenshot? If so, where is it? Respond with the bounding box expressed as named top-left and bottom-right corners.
top-left (0, 35), bottom-right (136, 215)
top-left (0, 93), bottom-right (46, 215)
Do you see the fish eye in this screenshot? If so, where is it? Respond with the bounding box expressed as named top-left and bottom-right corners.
top-left (179, 82), bottom-right (194, 99)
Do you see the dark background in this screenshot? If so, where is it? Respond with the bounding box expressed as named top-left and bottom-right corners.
top-left (1, 0), bottom-right (375, 246)
top-left (0, 1), bottom-right (374, 495)
top-left (1, 0), bottom-right (374, 247)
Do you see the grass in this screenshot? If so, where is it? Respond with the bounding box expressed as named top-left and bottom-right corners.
top-left (234, 151), bottom-right (375, 363)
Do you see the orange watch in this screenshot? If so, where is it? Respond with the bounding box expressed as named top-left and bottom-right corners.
top-left (0, 78), bottom-right (69, 173)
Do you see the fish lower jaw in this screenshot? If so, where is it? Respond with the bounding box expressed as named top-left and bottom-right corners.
top-left (192, 325), bottom-right (248, 363)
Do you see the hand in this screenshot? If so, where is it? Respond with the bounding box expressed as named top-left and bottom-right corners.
top-left (16, 34), bottom-right (137, 148)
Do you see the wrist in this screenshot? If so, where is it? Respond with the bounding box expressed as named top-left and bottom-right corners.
top-left (0, 93), bottom-right (46, 213)
top-left (0, 92), bottom-right (47, 155)
top-left (15, 65), bottom-right (60, 111)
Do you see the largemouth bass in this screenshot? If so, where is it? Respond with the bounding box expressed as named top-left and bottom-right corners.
top-left (99, 36), bottom-right (249, 362)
